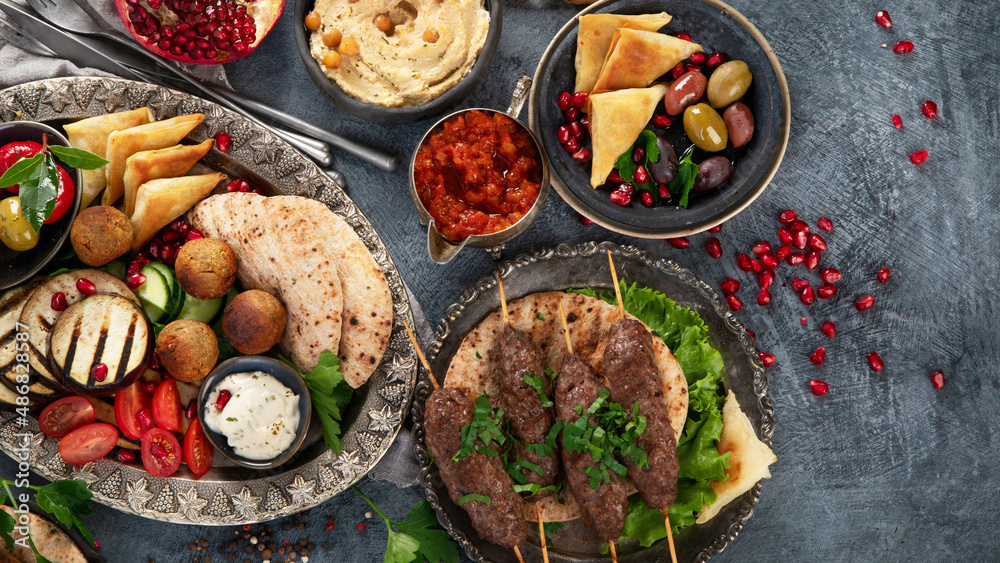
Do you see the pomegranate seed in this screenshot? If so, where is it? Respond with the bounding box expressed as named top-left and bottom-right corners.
top-left (571, 148), bottom-right (592, 162)
top-left (745, 328), bottom-right (756, 340)
top-left (875, 10), bottom-right (892, 28)
top-left (801, 317), bottom-right (808, 326)
top-left (705, 238), bottom-right (722, 259)
top-left (921, 100), bottom-right (938, 119)
top-left (557, 92), bottom-right (571, 110)
top-left (51, 292), bottom-right (67, 312)
top-left (737, 253), bottom-right (753, 271)
top-left (892, 114), bottom-right (903, 129)
top-left (788, 252), bottom-right (805, 266)
top-left (580, 116), bottom-right (590, 130)
top-left (930, 370), bottom-right (946, 389)
top-left (633, 165), bottom-right (650, 184)
top-left (706, 52), bottom-right (726, 67)
top-left (790, 278), bottom-right (810, 292)
top-left (214, 131), bottom-right (231, 152)
top-left (893, 40), bottom-right (914, 54)
top-left (569, 121), bottom-right (584, 139)
top-left (216, 389), bottom-right (232, 410)
top-left (821, 268), bottom-right (842, 284)
top-left (184, 399), bottom-right (197, 420)
top-left (756, 288), bottom-right (771, 306)
top-left (162, 230), bottom-right (180, 244)
top-left (125, 272), bottom-right (146, 289)
top-left (654, 115), bottom-right (673, 128)
top-left (759, 271), bottom-right (774, 289)
top-left (817, 284), bottom-right (838, 299)
top-left (752, 241), bottom-right (771, 256)
top-left (631, 145), bottom-right (646, 164)
top-left (810, 379), bottom-right (829, 396)
top-left (749, 259), bottom-right (763, 273)
top-left (144, 381), bottom-right (157, 395)
top-left (805, 251), bottom-right (820, 270)
top-left (867, 352), bottom-right (884, 372)
top-left (580, 216), bottom-right (594, 225)
top-left (150, 442), bottom-right (169, 460)
top-left (820, 321), bottom-right (836, 338)
top-left (91, 363), bottom-right (108, 382)
top-left (564, 138), bottom-right (580, 153)
top-left (670, 63), bottom-right (686, 79)
top-left (777, 227), bottom-right (793, 245)
top-left (792, 230), bottom-right (808, 250)
top-left (758, 352), bottom-right (776, 367)
top-left (726, 294), bottom-right (743, 311)
top-left (357, 523), bottom-right (366, 531)
top-left (571, 91), bottom-right (588, 108)
top-left (876, 267), bottom-right (891, 283)
top-left (116, 449), bottom-right (136, 463)
top-left (689, 52), bottom-right (706, 64)
top-left (708, 224), bottom-right (722, 233)
top-left (76, 278), bottom-right (96, 295)
top-left (610, 184), bottom-right (633, 206)
top-left (775, 244), bottom-right (791, 261)
top-left (127, 261), bottom-right (143, 276)
top-left (790, 219), bottom-right (810, 233)
top-left (675, 32), bottom-right (693, 42)
top-left (608, 170), bottom-right (625, 184)
top-left (557, 125), bottom-right (572, 144)
top-left (800, 286), bottom-right (816, 305)
top-left (778, 210), bottom-right (797, 224)
top-left (855, 294), bottom-right (875, 311)
top-left (187, 229), bottom-right (204, 240)
top-left (564, 107), bottom-right (580, 122)
top-left (150, 353), bottom-right (163, 372)
top-left (640, 191), bottom-right (654, 208)
top-left (668, 237), bottom-right (690, 249)
top-left (326, 523), bottom-right (335, 531)
top-left (137, 409), bottom-right (154, 432)
top-left (685, 64), bottom-right (703, 74)
top-left (720, 278), bottom-right (740, 295)
top-left (760, 253), bottom-right (778, 271)
top-left (810, 347), bottom-right (826, 365)
top-left (94, 540), bottom-right (100, 549)
top-left (808, 233), bottom-right (827, 252)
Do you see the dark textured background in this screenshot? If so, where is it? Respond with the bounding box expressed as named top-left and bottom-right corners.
top-left (4, 0), bottom-right (1000, 560)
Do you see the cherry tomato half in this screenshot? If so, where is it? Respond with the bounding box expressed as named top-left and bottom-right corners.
top-left (152, 379), bottom-right (182, 432)
top-left (115, 381), bottom-right (154, 440)
top-left (43, 165), bottom-right (75, 224)
top-left (39, 396), bottom-right (95, 439)
top-left (183, 418), bottom-right (213, 477)
top-left (141, 427), bottom-right (182, 477)
top-left (58, 422), bottom-right (118, 465)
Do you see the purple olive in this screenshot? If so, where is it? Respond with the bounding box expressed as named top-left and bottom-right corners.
top-left (723, 102), bottom-right (755, 148)
top-left (648, 136), bottom-right (678, 184)
top-left (693, 156), bottom-right (733, 191)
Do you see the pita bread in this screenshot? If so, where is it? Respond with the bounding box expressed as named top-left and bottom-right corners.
top-left (574, 13), bottom-right (672, 94)
top-left (0, 506), bottom-right (87, 563)
top-left (63, 107), bottom-right (154, 208)
top-left (695, 390), bottom-right (776, 523)
top-left (443, 291), bottom-right (688, 521)
top-left (131, 172), bottom-right (226, 250)
top-left (591, 29), bottom-right (703, 93)
top-left (588, 84), bottom-right (669, 187)
top-left (123, 139), bottom-right (214, 218)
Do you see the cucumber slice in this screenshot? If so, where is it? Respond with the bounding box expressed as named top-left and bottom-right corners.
top-left (146, 262), bottom-right (184, 323)
top-left (101, 259), bottom-right (127, 280)
top-left (176, 292), bottom-right (225, 325)
top-left (136, 266), bottom-right (171, 323)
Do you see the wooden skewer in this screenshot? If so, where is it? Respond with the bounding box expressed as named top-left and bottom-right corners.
top-left (404, 321), bottom-right (439, 390)
top-left (557, 302), bottom-right (573, 355)
top-left (536, 502), bottom-right (550, 563)
top-left (664, 512), bottom-right (678, 563)
top-left (498, 274), bottom-right (510, 325)
top-left (607, 250), bottom-right (625, 320)
top-left (513, 545), bottom-right (525, 563)
top-left (609, 539), bottom-right (618, 563)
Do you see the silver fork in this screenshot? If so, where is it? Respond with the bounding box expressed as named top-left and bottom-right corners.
top-left (27, 0), bottom-right (399, 172)
top-left (0, 12), bottom-right (55, 57)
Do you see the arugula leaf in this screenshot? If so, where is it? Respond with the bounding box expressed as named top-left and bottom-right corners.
top-left (668, 148), bottom-right (699, 208)
top-left (0, 153), bottom-right (42, 189)
top-left (282, 351), bottom-right (353, 453)
top-left (48, 146), bottom-right (109, 170)
top-left (17, 152), bottom-right (59, 233)
top-left (354, 488), bottom-right (460, 563)
top-left (458, 494), bottom-right (491, 506)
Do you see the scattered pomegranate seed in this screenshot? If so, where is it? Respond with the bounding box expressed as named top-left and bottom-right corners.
top-left (632, 145), bottom-right (645, 163)
top-left (564, 138), bottom-right (580, 153)
top-left (808, 233), bottom-right (827, 251)
top-left (706, 52), bottom-right (726, 67)
top-left (752, 241), bottom-right (771, 256)
top-left (788, 252), bottom-right (806, 266)
top-left (876, 267), bottom-right (891, 283)
top-left (557, 125), bottom-right (571, 144)
top-left (708, 224), bottom-right (722, 233)
top-left (357, 523), bottom-right (366, 531)
top-left (930, 370), bottom-right (946, 389)
top-left (685, 63), bottom-right (703, 74)
top-left (705, 238), bottom-right (722, 259)
top-left (675, 32), bottom-right (693, 42)
top-left (790, 277), bottom-right (810, 292)
top-left (800, 286), bottom-right (816, 305)
top-left (817, 284), bottom-right (838, 299)
top-left (93, 540), bottom-right (100, 549)
top-left (921, 100), bottom-right (938, 119)
top-left (726, 294), bottom-right (744, 311)
top-left (668, 237), bottom-right (690, 249)
top-left (891, 114), bottom-right (903, 129)
top-left (866, 352), bottom-right (884, 372)
top-left (721, 278), bottom-right (741, 295)
top-left (571, 148), bottom-right (592, 162)
top-left (758, 352), bottom-right (776, 367)
top-left (215, 389), bottom-right (232, 410)
top-left (633, 165), bottom-right (650, 184)
top-left (892, 40), bottom-right (914, 54)
top-left (855, 294), bottom-right (875, 311)
top-left (820, 321), bottom-right (837, 338)
top-left (76, 278), bottom-right (96, 295)
top-left (670, 63), bottom-right (686, 79)
top-left (150, 353), bottom-right (163, 372)
top-left (737, 253), bottom-right (753, 271)
top-left (609, 171), bottom-right (626, 184)
top-left (557, 92), bottom-right (571, 110)
top-left (326, 522), bottom-right (335, 531)
top-left (609, 185), bottom-right (632, 206)
top-left (805, 251), bottom-right (820, 270)
top-left (187, 229), bottom-right (204, 241)
top-left (137, 409), bottom-right (154, 430)
top-left (793, 230), bottom-right (808, 250)
top-left (801, 317), bottom-right (808, 326)
top-left (689, 52), bottom-right (706, 64)
top-left (759, 271), bottom-right (774, 289)
top-left (810, 347), bottom-right (826, 365)
top-left (641, 191), bottom-right (654, 208)
top-left (790, 219), bottom-right (810, 233)
top-left (144, 381), bottom-right (157, 395)
top-left (214, 131), bottom-right (231, 152)
top-left (571, 91), bottom-right (588, 108)
top-left (745, 328), bottom-right (756, 340)
top-left (654, 115), bottom-right (673, 128)
top-left (580, 116), bottom-right (590, 130)
top-left (778, 210), bottom-right (797, 224)
top-left (51, 292), bottom-right (67, 312)
top-left (821, 268), bottom-right (842, 284)
top-left (759, 253), bottom-right (777, 271)
top-left (564, 107), bottom-right (580, 122)
top-left (810, 379), bottom-right (829, 396)
top-left (116, 449), bottom-right (135, 463)
top-left (756, 288), bottom-right (771, 306)
top-left (874, 10), bottom-right (892, 28)
top-left (749, 259), bottom-right (763, 273)
top-left (184, 399), bottom-right (197, 420)
top-left (777, 228), bottom-right (793, 245)
top-left (125, 272), bottom-right (146, 289)
top-left (91, 363), bottom-right (108, 382)
top-left (775, 244), bottom-right (791, 261)
top-left (658, 184), bottom-right (670, 201)
top-left (580, 216), bottom-right (594, 225)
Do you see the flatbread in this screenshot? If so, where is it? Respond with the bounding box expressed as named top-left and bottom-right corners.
top-left (695, 390), bottom-right (776, 523)
top-left (0, 506), bottom-right (87, 563)
top-left (574, 13), bottom-right (673, 94)
top-left (443, 291), bottom-right (688, 521)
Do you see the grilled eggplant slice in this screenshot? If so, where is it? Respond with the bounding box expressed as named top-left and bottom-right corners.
top-left (0, 279), bottom-right (61, 403)
top-left (0, 379), bottom-right (36, 411)
top-left (20, 270), bottom-right (139, 394)
top-left (49, 293), bottom-right (152, 396)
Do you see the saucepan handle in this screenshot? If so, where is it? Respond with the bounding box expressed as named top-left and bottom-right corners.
top-left (505, 76), bottom-right (532, 119)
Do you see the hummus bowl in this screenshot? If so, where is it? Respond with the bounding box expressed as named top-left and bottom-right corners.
top-left (294, 0), bottom-right (502, 124)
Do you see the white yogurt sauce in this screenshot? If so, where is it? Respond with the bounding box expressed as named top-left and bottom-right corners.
top-left (203, 371), bottom-right (300, 460)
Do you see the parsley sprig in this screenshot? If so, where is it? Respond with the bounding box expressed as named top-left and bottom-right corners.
top-left (0, 478), bottom-right (94, 563)
top-left (282, 350), bottom-right (353, 453)
top-left (561, 388), bottom-right (648, 489)
top-left (667, 146), bottom-right (699, 208)
top-left (352, 486), bottom-right (460, 563)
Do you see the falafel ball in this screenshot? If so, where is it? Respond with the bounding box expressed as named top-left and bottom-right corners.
top-left (156, 319), bottom-right (219, 383)
top-left (70, 206), bottom-right (133, 267)
top-left (223, 290), bottom-right (287, 355)
top-left (175, 238), bottom-right (237, 300)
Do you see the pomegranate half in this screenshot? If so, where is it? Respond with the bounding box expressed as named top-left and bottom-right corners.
top-left (115, 0), bottom-right (285, 65)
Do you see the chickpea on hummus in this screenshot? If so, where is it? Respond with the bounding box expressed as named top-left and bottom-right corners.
top-left (307, 0), bottom-right (490, 107)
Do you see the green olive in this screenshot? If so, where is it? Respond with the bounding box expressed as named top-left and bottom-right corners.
top-left (707, 60), bottom-right (753, 108)
top-left (683, 103), bottom-right (728, 152)
top-left (0, 196), bottom-right (39, 251)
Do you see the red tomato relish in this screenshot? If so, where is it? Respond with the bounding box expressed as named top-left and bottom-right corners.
top-left (414, 110), bottom-right (542, 242)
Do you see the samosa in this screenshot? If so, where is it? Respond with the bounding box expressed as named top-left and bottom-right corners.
top-left (123, 139), bottom-right (214, 218)
top-left (131, 172), bottom-right (225, 250)
top-left (63, 107), bottom-right (154, 208)
top-left (574, 13), bottom-right (672, 94)
top-left (591, 29), bottom-right (703, 93)
top-left (588, 84), bottom-right (669, 188)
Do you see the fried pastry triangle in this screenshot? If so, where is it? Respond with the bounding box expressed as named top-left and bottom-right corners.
top-left (130, 172), bottom-right (225, 250)
top-left (591, 28), bottom-right (703, 93)
top-left (574, 13), bottom-right (673, 94)
top-left (63, 107), bottom-right (154, 208)
top-left (588, 84), bottom-right (669, 188)
top-left (123, 139), bottom-right (214, 218)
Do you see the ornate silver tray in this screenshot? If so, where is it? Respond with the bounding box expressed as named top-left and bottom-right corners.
top-left (412, 241), bottom-right (775, 562)
top-left (0, 77), bottom-right (417, 524)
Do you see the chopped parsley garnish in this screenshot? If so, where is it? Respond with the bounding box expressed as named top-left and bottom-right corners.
top-left (523, 372), bottom-right (553, 408)
top-left (536, 313), bottom-right (545, 321)
top-left (561, 388), bottom-right (648, 489)
top-left (475, 351), bottom-right (482, 360)
top-left (452, 395), bottom-right (506, 462)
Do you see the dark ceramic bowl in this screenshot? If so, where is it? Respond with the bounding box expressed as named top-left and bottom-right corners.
top-left (529, 0), bottom-right (790, 238)
top-left (0, 122), bottom-right (83, 290)
top-left (293, 0), bottom-right (502, 124)
top-left (197, 356), bottom-right (312, 469)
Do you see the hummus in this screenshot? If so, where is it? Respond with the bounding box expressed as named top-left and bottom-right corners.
top-left (309, 0), bottom-right (490, 107)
